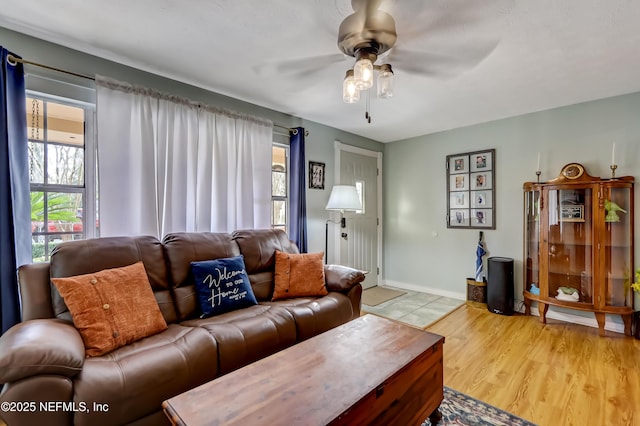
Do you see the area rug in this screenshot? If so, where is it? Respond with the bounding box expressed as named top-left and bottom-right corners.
top-left (421, 387), bottom-right (537, 426)
top-left (362, 286), bottom-right (406, 306)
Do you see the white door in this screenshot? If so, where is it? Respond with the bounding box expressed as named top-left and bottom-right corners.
top-left (336, 143), bottom-right (381, 289)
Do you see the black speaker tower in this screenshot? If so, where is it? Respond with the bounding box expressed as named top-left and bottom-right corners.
top-left (487, 257), bottom-right (514, 316)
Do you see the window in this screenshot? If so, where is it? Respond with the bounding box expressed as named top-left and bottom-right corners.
top-left (355, 180), bottom-right (365, 214)
top-left (271, 144), bottom-right (288, 231)
top-left (26, 95), bottom-right (96, 261)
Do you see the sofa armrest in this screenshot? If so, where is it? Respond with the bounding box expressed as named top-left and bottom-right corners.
top-left (0, 319), bottom-right (85, 383)
top-left (324, 265), bottom-right (365, 292)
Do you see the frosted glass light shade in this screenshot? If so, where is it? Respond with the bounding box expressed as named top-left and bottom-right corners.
top-left (353, 58), bottom-right (374, 90)
top-left (342, 71), bottom-right (360, 103)
top-left (326, 185), bottom-right (362, 211)
top-left (377, 66), bottom-right (394, 99)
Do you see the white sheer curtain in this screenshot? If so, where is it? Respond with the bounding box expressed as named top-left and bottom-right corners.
top-left (96, 76), bottom-right (272, 237)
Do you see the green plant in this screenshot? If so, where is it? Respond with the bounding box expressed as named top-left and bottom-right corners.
top-left (30, 192), bottom-right (78, 222)
top-left (31, 242), bottom-right (46, 262)
top-left (632, 268), bottom-right (640, 293)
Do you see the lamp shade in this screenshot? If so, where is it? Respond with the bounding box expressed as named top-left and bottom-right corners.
top-left (326, 185), bottom-right (362, 211)
top-left (353, 57), bottom-right (374, 90)
top-left (377, 64), bottom-right (394, 99)
top-left (343, 70), bottom-right (360, 103)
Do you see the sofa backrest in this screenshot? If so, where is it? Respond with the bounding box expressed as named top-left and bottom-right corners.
top-left (162, 229), bottom-right (299, 320)
top-left (49, 235), bottom-right (178, 324)
top-left (232, 229), bottom-right (299, 300)
top-left (18, 230), bottom-right (301, 325)
top-left (162, 232), bottom-right (241, 321)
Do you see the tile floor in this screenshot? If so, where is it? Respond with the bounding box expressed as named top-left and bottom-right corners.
top-left (362, 286), bottom-right (465, 329)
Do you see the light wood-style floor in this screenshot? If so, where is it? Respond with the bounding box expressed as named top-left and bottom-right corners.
top-left (425, 304), bottom-right (640, 426)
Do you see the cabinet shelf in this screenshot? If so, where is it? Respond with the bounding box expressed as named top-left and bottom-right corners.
top-left (522, 163), bottom-right (634, 337)
top-left (526, 293), bottom-right (633, 315)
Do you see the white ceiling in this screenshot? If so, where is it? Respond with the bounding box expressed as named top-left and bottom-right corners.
top-left (2, 0), bottom-right (640, 143)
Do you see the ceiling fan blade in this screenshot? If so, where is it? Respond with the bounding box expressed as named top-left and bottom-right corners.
top-left (255, 53), bottom-right (347, 77)
top-left (384, 0), bottom-right (511, 49)
top-left (274, 54), bottom-right (347, 74)
top-left (387, 41), bottom-right (499, 78)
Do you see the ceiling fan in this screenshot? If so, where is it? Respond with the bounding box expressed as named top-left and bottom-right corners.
top-left (338, 0), bottom-right (398, 108)
top-left (269, 0), bottom-right (503, 122)
top-left (337, 0), bottom-right (502, 122)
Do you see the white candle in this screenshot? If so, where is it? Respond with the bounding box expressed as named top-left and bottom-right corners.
top-left (612, 143), bottom-right (616, 165)
top-left (537, 152), bottom-right (540, 172)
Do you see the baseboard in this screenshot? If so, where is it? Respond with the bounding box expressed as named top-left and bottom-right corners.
top-left (514, 301), bottom-right (626, 335)
top-left (382, 280), bottom-right (466, 301)
top-left (382, 280), bottom-right (626, 335)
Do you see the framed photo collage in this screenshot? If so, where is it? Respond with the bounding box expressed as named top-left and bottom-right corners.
top-left (446, 149), bottom-right (496, 229)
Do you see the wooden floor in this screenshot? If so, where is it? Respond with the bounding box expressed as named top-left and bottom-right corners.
top-left (425, 304), bottom-right (640, 426)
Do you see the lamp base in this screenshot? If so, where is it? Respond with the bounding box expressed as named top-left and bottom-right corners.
top-left (325, 220), bottom-right (329, 264)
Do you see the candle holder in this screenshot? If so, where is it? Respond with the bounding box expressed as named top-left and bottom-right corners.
top-left (535, 170), bottom-right (541, 183)
top-left (610, 164), bottom-right (618, 179)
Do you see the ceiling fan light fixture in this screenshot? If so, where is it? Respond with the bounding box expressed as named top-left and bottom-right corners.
top-left (343, 69), bottom-right (360, 103)
top-left (377, 64), bottom-right (394, 99)
top-left (353, 57), bottom-right (374, 90)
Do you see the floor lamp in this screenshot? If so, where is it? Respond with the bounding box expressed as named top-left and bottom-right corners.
top-left (325, 185), bottom-right (362, 264)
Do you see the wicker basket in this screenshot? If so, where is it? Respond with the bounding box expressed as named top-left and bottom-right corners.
top-left (466, 278), bottom-right (487, 308)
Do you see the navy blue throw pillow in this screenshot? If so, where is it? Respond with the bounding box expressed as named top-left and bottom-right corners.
top-left (191, 256), bottom-right (258, 318)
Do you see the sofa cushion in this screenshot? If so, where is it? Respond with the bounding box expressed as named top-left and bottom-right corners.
top-left (51, 262), bottom-right (168, 357)
top-left (272, 251), bottom-right (327, 300)
top-left (264, 293), bottom-right (356, 341)
top-left (232, 229), bottom-right (299, 300)
top-left (50, 236), bottom-right (177, 324)
top-left (181, 304), bottom-right (297, 376)
top-left (191, 256), bottom-right (258, 318)
top-left (163, 232), bottom-right (241, 321)
top-left (232, 229), bottom-right (299, 274)
top-left (71, 324), bottom-right (217, 426)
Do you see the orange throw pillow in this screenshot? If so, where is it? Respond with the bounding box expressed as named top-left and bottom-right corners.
top-left (272, 251), bottom-right (328, 300)
top-left (51, 261), bottom-right (168, 357)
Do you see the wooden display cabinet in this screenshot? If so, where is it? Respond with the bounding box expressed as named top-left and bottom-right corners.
top-left (523, 163), bottom-right (634, 336)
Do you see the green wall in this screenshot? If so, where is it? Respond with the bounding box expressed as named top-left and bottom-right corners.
top-left (383, 91), bottom-right (640, 330)
top-left (0, 26), bottom-right (383, 254)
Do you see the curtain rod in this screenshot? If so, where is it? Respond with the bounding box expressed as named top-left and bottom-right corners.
top-left (273, 124), bottom-right (309, 136)
top-left (7, 54), bottom-right (95, 81)
top-left (7, 54), bottom-right (310, 137)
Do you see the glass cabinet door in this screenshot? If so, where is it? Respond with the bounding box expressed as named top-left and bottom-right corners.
top-left (524, 190), bottom-right (540, 294)
top-left (603, 186), bottom-right (633, 307)
top-left (547, 188), bottom-right (593, 305)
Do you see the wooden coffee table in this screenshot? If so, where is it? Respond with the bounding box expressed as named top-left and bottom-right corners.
top-left (163, 314), bottom-right (444, 425)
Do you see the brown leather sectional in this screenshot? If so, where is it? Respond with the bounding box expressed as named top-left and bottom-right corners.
top-left (0, 229), bottom-right (364, 425)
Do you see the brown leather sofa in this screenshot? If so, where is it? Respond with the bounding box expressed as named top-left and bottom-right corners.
top-left (0, 229), bottom-right (364, 426)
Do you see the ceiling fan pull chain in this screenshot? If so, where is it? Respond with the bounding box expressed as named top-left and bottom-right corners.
top-left (365, 90), bottom-right (372, 124)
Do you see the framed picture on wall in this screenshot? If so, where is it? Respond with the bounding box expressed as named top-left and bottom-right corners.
top-left (471, 209), bottom-right (493, 227)
top-left (470, 151), bottom-right (493, 172)
top-left (446, 149), bottom-right (496, 229)
top-left (450, 209), bottom-right (469, 227)
top-left (471, 191), bottom-right (492, 208)
top-left (471, 172), bottom-right (492, 190)
top-left (449, 155), bottom-right (469, 174)
top-left (309, 161), bottom-right (325, 190)
top-left (449, 174), bottom-right (469, 191)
